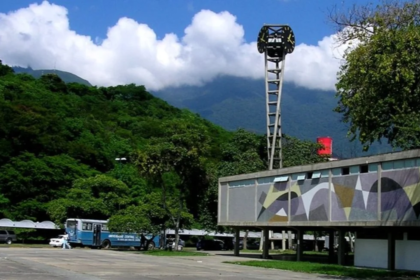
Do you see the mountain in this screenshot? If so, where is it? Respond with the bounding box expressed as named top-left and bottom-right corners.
top-left (9, 66), bottom-right (391, 157)
top-left (152, 76), bottom-right (392, 158)
top-left (12, 66), bottom-right (91, 86)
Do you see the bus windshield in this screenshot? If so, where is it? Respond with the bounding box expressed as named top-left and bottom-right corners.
top-left (66, 220), bottom-right (77, 231)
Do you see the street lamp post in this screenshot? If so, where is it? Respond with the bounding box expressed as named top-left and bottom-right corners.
top-left (115, 157), bottom-right (127, 180)
top-left (115, 157), bottom-right (127, 211)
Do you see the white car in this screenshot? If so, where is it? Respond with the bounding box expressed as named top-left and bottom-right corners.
top-left (49, 235), bottom-right (66, 247)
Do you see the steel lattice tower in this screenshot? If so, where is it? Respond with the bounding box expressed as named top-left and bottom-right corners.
top-left (265, 50), bottom-right (286, 170)
top-left (257, 25), bottom-right (295, 170)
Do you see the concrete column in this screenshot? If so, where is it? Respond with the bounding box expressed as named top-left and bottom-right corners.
top-left (337, 230), bottom-right (345, 265)
top-left (234, 228), bottom-right (240, 256)
top-left (388, 232), bottom-right (395, 271)
top-left (262, 228), bottom-right (270, 259)
top-left (282, 230), bottom-right (286, 250)
top-left (296, 229), bottom-right (303, 261)
top-left (328, 230), bottom-right (335, 263)
top-left (270, 230), bottom-right (274, 250)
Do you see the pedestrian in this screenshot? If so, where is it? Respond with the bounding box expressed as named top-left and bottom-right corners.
top-left (140, 234), bottom-right (146, 250)
top-left (62, 232), bottom-right (71, 249)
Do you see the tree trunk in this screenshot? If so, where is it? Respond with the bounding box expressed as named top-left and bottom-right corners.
top-left (174, 221), bottom-right (180, 250)
top-left (314, 231), bottom-right (318, 252)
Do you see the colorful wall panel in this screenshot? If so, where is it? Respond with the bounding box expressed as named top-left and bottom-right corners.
top-left (251, 168), bottom-right (420, 223)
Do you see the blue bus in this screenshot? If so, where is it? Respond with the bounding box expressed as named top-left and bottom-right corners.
top-left (65, 218), bottom-right (161, 250)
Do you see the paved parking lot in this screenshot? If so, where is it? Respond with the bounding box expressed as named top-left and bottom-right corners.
top-left (0, 248), bottom-right (334, 280)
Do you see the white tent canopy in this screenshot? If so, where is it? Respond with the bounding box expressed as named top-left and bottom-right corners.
top-left (0, 218), bottom-right (59, 229)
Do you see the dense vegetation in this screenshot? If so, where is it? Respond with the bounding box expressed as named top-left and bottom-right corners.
top-left (0, 61), bottom-right (325, 236)
top-left (331, 0), bottom-right (420, 151)
top-left (154, 76), bottom-right (392, 158)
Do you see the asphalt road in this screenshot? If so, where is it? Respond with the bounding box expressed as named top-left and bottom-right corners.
top-left (0, 248), bottom-right (337, 280)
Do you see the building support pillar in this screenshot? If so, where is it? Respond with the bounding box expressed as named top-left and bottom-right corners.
top-left (282, 230), bottom-right (286, 250)
top-left (388, 232), bottom-right (395, 271)
top-left (296, 229), bottom-right (303, 261)
top-left (234, 228), bottom-right (240, 256)
top-left (262, 228), bottom-right (270, 259)
top-left (337, 230), bottom-right (345, 265)
top-left (328, 230), bottom-right (335, 263)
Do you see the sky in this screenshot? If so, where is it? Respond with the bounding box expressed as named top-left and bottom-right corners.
top-left (0, 0), bottom-right (377, 91)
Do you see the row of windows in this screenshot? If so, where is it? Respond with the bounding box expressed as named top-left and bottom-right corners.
top-left (228, 158), bottom-right (420, 188)
top-left (82, 222), bottom-right (108, 231)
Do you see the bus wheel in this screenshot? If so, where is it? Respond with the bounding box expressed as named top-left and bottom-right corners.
top-left (147, 241), bottom-right (155, 251)
top-left (101, 239), bottom-right (111, 249)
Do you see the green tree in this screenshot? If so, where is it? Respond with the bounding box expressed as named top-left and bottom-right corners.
top-left (282, 135), bottom-right (326, 167)
top-left (330, 0), bottom-right (420, 150)
top-left (108, 191), bottom-right (192, 249)
top-left (0, 153), bottom-right (96, 220)
top-left (0, 60), bottom-right (13, 76)
top-left (134, 119), bottom-right (206, 249)
top-left (47, 175), bottom-right (130, 225)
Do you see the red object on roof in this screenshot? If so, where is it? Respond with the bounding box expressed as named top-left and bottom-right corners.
top-left (317, 137), bottom-right (332, 156)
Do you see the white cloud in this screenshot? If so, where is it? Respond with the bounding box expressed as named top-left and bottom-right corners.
top-left (0, 1), bottom-right (347, 91)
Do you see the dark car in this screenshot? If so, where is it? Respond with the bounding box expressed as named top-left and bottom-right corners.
top-left (230, 239), bottom-right (260, 250)
top-left (196, 239), bottom-right (224, 250)
top-left (291, 240), bottom-right (315, 251)
top-left (0, 229), bottom-right (17, 244)
top-left (246, 240), bottom-right (260, 250)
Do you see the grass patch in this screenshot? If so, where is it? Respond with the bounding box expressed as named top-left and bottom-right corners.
top-left (141, 250), bottom-right (210, 257)
top-left (225, 260), bottom-right (420, 279)
top-left (239, 249), bottom-right (329, 256)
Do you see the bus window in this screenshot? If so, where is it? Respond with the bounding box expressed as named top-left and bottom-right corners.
top-left (102, 224), bottom-right (109, 231)
top-left (82, 222), bottom-right (93, 231)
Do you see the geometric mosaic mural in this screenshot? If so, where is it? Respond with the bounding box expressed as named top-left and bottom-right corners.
top-left (257, 168), bottom-right (420, 223)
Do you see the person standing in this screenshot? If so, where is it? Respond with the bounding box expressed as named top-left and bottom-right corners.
top-left (62, 232), bottom-right (71, 249)
top-left (140, 234), bottom-right (146, 250)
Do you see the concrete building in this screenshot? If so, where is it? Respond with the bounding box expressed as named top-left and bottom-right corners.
top-left (218, 149), bottom-right (420, 271)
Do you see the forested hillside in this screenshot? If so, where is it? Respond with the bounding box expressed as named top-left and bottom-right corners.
top-left (154, 76), bottom-right (393, 158)
top-left (11, 66), bottom-right (392, 158)
top-left (0, 61), bottom-right (325, 233)
top-left (12, 66), bottom-right (91, 86)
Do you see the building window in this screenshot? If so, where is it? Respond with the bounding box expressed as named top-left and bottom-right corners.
top-left (229, 179), bottom-right (255, 188)
top-left (274, 176), bottom-right (289, 182)
top-left (257, 177), bottom-right (275, 184)
top-left (332, 168), bottom-right (341, 176)
top-left (368, 163), bottom-right (378, 172)
top-left (350, 166), bottom-right (359, 174)
top-left (312, 171), bottom-right (321, 179)
top-left (291, 173), bottom-right (306, 181)
top-left (360, 164), bottom-right (368, 173)
top-left (342, 167), bottom-right (350, 175)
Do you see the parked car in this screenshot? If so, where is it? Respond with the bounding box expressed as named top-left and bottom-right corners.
top-left (165, 238), bottom-right (185, 250)
top-left (246, 240), bottom-right (260, 250)
top-left (49, 234), bottom-right (66, 247)
top-left (291, 240), bottom-right (315, 251)
top-left (196, 239), bottom-right (224, 250)
top-left (230, 239), bottom-right (260, 250)
top-left (0, 229), bottom-right (17, 245)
